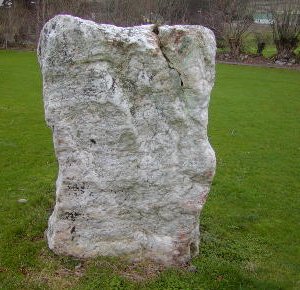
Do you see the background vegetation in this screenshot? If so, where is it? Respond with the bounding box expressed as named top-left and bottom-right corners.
top-left (0, 0), bottom-right (299, 62)
top-left (0, 51), bottom-right (299, 289)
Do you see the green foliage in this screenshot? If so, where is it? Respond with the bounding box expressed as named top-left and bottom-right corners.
top-left (219, 30), bottom-right (300, 59)
top-left (242, 31), bottom-right (275, 57)
top-left (271, 5), bottom-right (300, 60)
top-left (0, 51), bottom-right (299, 289)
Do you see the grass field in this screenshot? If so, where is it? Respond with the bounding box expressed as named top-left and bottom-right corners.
top-left (0, 50), bottom-right (299, 289)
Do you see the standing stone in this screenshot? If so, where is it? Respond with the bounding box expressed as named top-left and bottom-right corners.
top-left (38, 15), bottom-right (216, 266)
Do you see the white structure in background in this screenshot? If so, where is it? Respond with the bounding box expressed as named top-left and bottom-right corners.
top-left (254, 13), bottom-right (274, 24)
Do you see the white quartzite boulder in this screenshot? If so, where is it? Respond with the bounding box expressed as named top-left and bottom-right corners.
top-left (38, 15), bottom-right (216, 265)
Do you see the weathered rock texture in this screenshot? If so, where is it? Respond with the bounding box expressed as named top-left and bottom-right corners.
top-left (38, 15), bottom-right (216, 265)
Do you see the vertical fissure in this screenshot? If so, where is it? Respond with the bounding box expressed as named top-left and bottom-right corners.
top-left (153, 26), bottom-right (184, 87)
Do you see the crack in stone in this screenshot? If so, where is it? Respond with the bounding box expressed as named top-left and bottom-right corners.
top-left (160, 46), bottom-right (184, 88)
top-left (153, 27), bottom-right (184, 88)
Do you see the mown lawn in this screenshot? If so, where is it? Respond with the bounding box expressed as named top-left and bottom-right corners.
top-left (0, 50), bottom-right (299, 290)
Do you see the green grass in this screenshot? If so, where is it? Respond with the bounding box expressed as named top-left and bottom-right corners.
top-left (0, 50), bottom-right (299, 289)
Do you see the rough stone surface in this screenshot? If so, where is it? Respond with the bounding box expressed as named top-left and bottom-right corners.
top-left (38, 15), bottom-right (216, 265)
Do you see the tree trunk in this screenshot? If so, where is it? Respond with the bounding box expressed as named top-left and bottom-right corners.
top-left (229, 37), bottom-right (241, 58)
